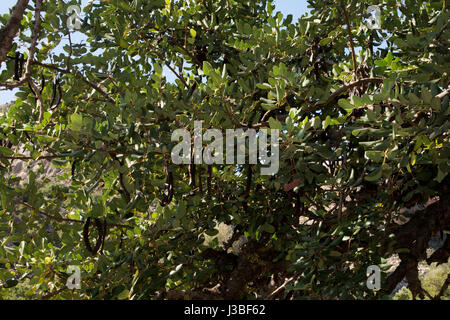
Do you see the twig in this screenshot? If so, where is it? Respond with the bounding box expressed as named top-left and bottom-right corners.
top-left (436, 85), bottom-right (450, 99)
top-left (28, 78), bottom-right (44, 122)
top-left (31, 60), bottom-right (68, 74)
top-left (318, 77), bottom-right (384, 107)
top-left (20, 201), bottom-right (133, 229)
top-left (0, 153), bottom-right (64, 160)
top-left (7, 58), bottom-right (115, 104)
top-left (21, 201), bottom-right (82, 224)
top-left (41, 285), bottom-right (68, 300)
top-left (260, 109), bottom-right (273, 123)
top-left (164, 61), bottom-right (188, 87)
top-left (432, 20), bottom-right (449, 43)
top-left (78, 72), bottom-right (115, 104)
top-left (267, 276), bottom-right (295, 299)
top-left (341, 1), bottom-right (358, 76)
top-left (434, 274), bottom-right (449, 300)
top-left (242, 78), bottom-right (384, 128)
top-left (66, 31), bottom-right (73, 72)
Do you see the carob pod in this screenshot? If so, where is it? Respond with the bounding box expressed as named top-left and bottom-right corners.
top-left (83, 217), bottom-right (106, 255)
top-left (160, 165), bottom-right (174, 207)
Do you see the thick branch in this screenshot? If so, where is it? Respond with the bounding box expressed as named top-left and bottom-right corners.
top-left (321, 78), bottom-right (384, 106)
top-left (383, 196), bottom-right (450, 297)
top-left (0, 0), bottom-right (29, 65)
top-left (1, 0), bottom-right (42, 89)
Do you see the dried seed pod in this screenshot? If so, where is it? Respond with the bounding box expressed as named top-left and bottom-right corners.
top-left (83, 217), bottom-right (105, 255)
top-left (160, 165), bottom-right (174, 207)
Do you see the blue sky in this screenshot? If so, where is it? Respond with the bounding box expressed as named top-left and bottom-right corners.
top-left (0, 0), bottom-right (310, 104)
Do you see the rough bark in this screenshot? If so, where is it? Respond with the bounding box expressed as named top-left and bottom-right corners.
top-left (383, 194), bottom-right (450, 298)
top-left (0, 0), bottom-right (30, 65)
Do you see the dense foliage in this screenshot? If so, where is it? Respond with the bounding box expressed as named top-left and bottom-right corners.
top-left (0, 0), bottom-right (448, 300)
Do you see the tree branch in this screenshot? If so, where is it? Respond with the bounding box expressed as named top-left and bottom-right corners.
top-left (1, 0), bottom-right (42, 89)
top-left (266, 276), bottom-right (295, 299)
top-left (341, 1), bottom-right (358, 76)
top-left (319, 78), bottom-right (384, 107)
top-left (20, 201), bottom-right (133, 229)
top-left (0, 153), bottom-right (65, 160)
top-left (434, 274), bottom-right (450, 300)
top-left (41, 285), bottom-right (68, 300)
top-left (383, 195), bottom-right (450, 297)
top-left (0, 0), bottom-right (30, 65)
top-left (436, 85), bottom-right (450, 99)
top-left (20, 201), bottom-right (82, 224)
top-left (28, 78), bottom-right (44, 122)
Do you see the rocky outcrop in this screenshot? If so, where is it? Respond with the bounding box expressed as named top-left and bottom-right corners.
top-left (1, 102), bottom-right (69, 183)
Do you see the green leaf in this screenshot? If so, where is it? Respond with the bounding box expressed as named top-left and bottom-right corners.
top-left (261, 223), bottom-right (275, 233)
top-left (154, 63), bottom-right (163, 75)
top-left (256, 83), bottom-right (272, 90)
top-left (312, 116), bottom-right (321, 129)
top-left (398, 94), bottom-right (409, 105)
top-left (205, 229), bottom-right (219, 236)
top-left (203, 61), bottom-right (223, 85)
top-left (319, 37), bottom-right (331, 46)
top-left (407, 93), bottom-right (421, 104)
top-left (117, 289), bottom-right (130, 300)
top-left (431, 97), bottom-right (441, 111)
top-left (338, 99), bottom-right (354, 111)
top-left (203, 61), bottom-right (214, 75)
top-left (262, 103), bottom-right (277, 111)
top-left (352, 96), bottom-right (365, 108)
top-left (435, 166), bottom-right (448, 183)
top-left (268, 117), bottom-right (282, 130)
top-left (329, 251), bottom-right (342, 257)
top-left (365, 167), bottom-right (383, 182)
top-left (0, 146), bottom-right (14, 156)
top-left (366, 151), bottom-right (384, 163)
top-left (323, 115), bottom-right (331, 129)
top-left (421, 88), bottom-right (432, 104)
top-left (367, 109), bottom-right (377, 121)
top-left (70, 113), bottom-right (83, 132)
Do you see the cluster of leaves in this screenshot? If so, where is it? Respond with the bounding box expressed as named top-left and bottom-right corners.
top-left (0, 0), bottom-right (448, 299)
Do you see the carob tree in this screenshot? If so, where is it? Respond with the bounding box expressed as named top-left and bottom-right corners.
top-left (0, 0), bottom-right (448, 300)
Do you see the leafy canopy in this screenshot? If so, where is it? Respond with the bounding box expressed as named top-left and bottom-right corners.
top-left (0, 0), bottom-right (449, 300)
